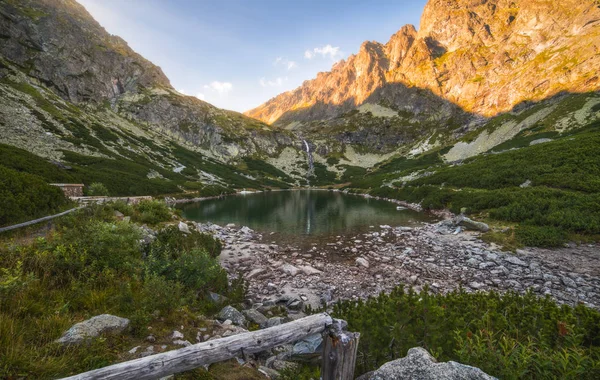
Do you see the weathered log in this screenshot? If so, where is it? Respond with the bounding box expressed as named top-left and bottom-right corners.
top-left (322, 319), bottom-right (360, 380)
top-left (60, 313), bottom-right (333, 380)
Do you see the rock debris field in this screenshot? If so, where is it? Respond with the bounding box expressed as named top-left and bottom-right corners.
top-left (194, 220), bottom-right (600, 312)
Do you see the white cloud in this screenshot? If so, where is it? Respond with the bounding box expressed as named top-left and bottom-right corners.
top-left (203, 81), bottom-right (233, 96)
top-left (196, 93), bottom-right (205, 100)
top-left (178, 89), bottom-right (187, 95)
top-left (259, 76), bottom-right (288, 87)
top-left (304, 44), bottom-right (342, 60)
top-left (273, 57), bottom-right (297, 71)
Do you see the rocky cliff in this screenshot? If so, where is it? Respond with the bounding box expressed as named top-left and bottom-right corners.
top-left (246, 0), bottom-right (600, 126)
top-left (0, 0), bottom-right (295, 164)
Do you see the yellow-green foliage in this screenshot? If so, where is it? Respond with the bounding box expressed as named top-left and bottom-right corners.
top-left (0, 203), bottom-right (242, 379)
top-left (327, 286), bottom-right (600, 379)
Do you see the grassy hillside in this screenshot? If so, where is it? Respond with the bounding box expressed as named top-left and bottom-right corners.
top-left (348, 122), bottom-right (600, 247)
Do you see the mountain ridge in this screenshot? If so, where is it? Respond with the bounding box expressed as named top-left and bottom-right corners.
top-left (245, 0), bottom-right (600, 126)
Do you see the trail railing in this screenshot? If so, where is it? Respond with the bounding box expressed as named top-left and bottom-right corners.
top-left (0, 207), bottom-right (81, 233)
top-left (60, 313), bottom-right (359, 380)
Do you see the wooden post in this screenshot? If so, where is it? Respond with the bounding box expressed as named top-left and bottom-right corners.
top-left (321, 319), bottom-right (360, 380)
top-left (60, 313), bottom-right (332, 380)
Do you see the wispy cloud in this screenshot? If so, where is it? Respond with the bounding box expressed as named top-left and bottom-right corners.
top-left (259, 76), bottom-right (288, 87)
top-left (304, 44), bottom-right (342, 60)
top-left (203, 81), bottom-right (233, 96)
top-left (178, 89), bottom-right (187, 95)
top-left (274, 57), bottom-right (297, 70)
top-left (196, 93), bottom-right (205, 100)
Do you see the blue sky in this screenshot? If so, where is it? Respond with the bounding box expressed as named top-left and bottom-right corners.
top-left (77, 0), bottom-right (428, 112)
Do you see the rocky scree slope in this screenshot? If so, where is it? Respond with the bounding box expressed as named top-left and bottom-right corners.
top-left (0, 0), bottom-right (301, 189)
top-left (246, 0), bottom-right (600, 153)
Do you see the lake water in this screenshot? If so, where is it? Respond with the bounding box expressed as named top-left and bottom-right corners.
top-left (179, 190), bottom-right (436, 242)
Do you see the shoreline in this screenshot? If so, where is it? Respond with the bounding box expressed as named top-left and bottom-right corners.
top-left (188, 220), bottom-right (600, 315)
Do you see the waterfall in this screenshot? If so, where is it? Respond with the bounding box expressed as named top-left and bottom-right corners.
top-left (303, 139), bottom-right (314, 185)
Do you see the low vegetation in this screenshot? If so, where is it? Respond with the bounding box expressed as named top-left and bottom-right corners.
top-left (0, 201), bottom-right (245, 378)
top-left (321, 286), bottom-right (600, 379)
top-left (349, 124), bottom-right (600, 247)
top-left (0, 165), bottom-right (70, 227)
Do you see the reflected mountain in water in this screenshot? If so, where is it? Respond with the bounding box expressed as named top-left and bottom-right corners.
top-left (180, 190), bottom-right (435, 237)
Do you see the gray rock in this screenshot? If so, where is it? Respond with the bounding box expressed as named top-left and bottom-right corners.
top-left (455, 215), bottom-right (489, 232)
top-left (287, 299), bottom-right (304, 310)
top-left (217, 306), bottom-right (246, 326)
top-left (299, 265), bottom-right (323, 275)
top-left (356, 257), bottom-right (370, 268)
top-left (242, 309), bottom-right (268, 326)
top-left (562, 277), bottom-right (577, 289)
top-left (258, 366), bottom-right (280, 379)
top-left (280, 264), bottom-right (300, 276)
top-left (530, 138), bottom-right (553, 146)
top-left (178, 221), bottom-right (191, 234)
top-left (369, 347), bottom-right (496, 380)
top-left (266, 317), bottom-right (285, 328)
top-left (504, 256), bottom-right (528, 267)
top-left (56, 314), bottom-right (130, 345)
top-left (208, 292), bottom-right (228, 304)
top-left (292, 333), bottom-right (323, 356)
top-left (520, 179), bottom-right (532, 188)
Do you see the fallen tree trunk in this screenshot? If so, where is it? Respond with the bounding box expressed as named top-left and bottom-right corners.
top-left (60, 313), bottom-right (333, 380)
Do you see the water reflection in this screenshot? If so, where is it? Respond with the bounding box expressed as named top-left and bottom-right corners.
top-left (179, 190), bottom-right (435, 237)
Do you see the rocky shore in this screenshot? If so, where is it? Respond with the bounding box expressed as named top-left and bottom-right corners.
top-left (194, 220), bottom-right (600, 312)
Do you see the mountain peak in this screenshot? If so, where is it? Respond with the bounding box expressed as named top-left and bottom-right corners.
top-left (245, 0), bottom-right (600, 125)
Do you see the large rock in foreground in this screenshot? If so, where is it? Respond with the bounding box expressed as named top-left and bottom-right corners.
top-left (217, 306), bottom-right (247, 326)
top-left (56, 314), bottom-right (130, 345)
top-left (366, 347), bottom-right (495, 380)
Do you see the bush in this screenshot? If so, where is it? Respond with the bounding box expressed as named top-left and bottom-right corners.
top-left (0, 206), bottom-right (242, 378)
top-left (132, 200), bottom-right (172, 225)
top-left (329, 286), bottom-right (600, 379)
top-left (0, 165), bottom-right (69, 226)
top-left (515, 225), bottom-right (569, 248)
top-left (87, 182), bottom-right (109, 196)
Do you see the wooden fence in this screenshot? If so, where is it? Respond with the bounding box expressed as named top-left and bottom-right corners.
top-left (60, 313), bottom-right (359, 380)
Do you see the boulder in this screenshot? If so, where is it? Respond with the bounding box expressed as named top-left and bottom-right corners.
top-left (504, 256), bottom-right (528, 267)
top-left (299, 265), bottom-right (323, 275)
top-left (56, 314), bottom-right (130, 345)
top-left (368, 347), bottom-right (496, 380)
top-left (178, 221), bottom-right (191, 234)
top-left (217, 306), bottom-right (246, 326)
top-left (242, 308), bottom-right (269, 326)
top-left (455, 215), bottom-right (489, 232)
top-left (292, 333), bottom-right (323, 356)
top-left (265, 317), bottom-right (285, 328)
top-left (280, 264), bottom-right (300, 276)
top-left (356, 257), bottom-right (370, 268)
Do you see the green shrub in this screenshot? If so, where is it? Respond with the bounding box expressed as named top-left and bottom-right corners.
top-left (515, 225), bottom-right (569, 248)
top-left (329, 286), bottom-right (600, 379)
top-left (132, 200), bottom-right (172, 225)
top-left (87, 182), bottom-right (109, 196)
top-left (0, 165), bottom-right (69, 226)
top-left (148, 225), bottom-right (222, 258)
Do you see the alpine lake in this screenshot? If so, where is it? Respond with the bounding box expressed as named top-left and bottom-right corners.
top-left (179, 190), bottom-right (438, 255)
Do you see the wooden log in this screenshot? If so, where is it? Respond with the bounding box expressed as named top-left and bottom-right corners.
top-left (321, 319), bottom-right (360, 380)
top-left (60, 313), bottom-right (333, 380)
